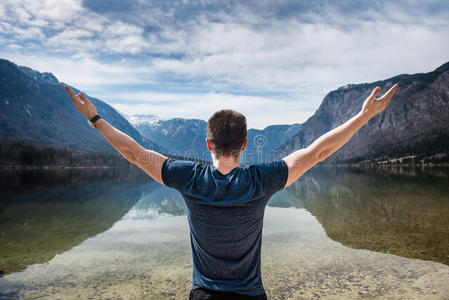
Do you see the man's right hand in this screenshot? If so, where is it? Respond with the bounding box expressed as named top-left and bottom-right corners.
top-left (360, 84), bottom-right (398, 119)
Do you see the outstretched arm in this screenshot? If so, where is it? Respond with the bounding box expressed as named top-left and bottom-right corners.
top-left (65, 85), bottom-right (167, 184)
top-left (282, 84), bottom-right (398, 187)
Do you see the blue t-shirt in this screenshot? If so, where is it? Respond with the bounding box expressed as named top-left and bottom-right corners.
top-left (161, 158), bottom-right (289, 295)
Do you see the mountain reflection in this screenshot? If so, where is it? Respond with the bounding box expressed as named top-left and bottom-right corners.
top-left (0, 170), bottom-right (149, 277)
top-left (2, 165), bottom-right (448, 278)
top-left (129, 184), bottom-right (188, 218)
top-left (288, 166), bottom-right (449, 266)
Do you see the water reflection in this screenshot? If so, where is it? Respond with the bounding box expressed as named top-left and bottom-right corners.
top-left (0, 166), bottom-right (449, 298)
top-left (132, 184), bottom-right (188, 217)
top-left (0, 167), bottom-right (145, 195)
top-left (2, 165), bottom-right (448, 280)
top-left (290, 166), bottom-right (449, 266)
top-left (0, 169), bottom-right (150, 276)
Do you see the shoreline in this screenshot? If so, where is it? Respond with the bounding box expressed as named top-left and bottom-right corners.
top-left (0, 165), bottom-right (124, 170)
top-left (319, 163), bottom-right (449, 167)
top-left (2, 162), bottom-right (449, 171)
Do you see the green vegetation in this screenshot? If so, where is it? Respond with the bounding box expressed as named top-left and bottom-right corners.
top-left (0, 139), bottom-right (211, 169)
top-left (0, 139), bottom-right (133, 168)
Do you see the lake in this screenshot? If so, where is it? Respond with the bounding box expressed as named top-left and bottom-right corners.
top-left (1, 166), bottom-right (449, 299)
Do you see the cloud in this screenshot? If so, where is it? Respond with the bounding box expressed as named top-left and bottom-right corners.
top-left (1, 0), bottom-right (448, 128)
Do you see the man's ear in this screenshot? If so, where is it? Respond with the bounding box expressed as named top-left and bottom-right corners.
top-left (206, 138), bottom-right (212, 151)
top-left (241, 138), bottom-right (248, 151)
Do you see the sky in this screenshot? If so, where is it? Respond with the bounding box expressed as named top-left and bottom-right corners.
top-left (1, 0), bottom-right (448, 129)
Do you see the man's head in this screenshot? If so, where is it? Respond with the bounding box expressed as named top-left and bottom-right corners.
top-left (206, 109), bottom-right (247, 158)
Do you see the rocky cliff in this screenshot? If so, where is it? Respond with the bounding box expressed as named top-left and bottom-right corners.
top-left (277, 62), bottom-right (449, 164)
top-left (0, 59), bottom-right (162, 154)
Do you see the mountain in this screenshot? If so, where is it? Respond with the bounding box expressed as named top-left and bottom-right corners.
top-left (277, 62), bottom-right (449, 164)
top-left (129, 115), bottom-right (301, 163)
top-left (0, 59), bottom-right (162, 154)
top-left (245, 124), bottom-right (301, 163)
top-left (130, 117), bottom-right (209, 159)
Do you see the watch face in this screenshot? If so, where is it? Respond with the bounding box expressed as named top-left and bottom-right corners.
top-left (87, 120), bottom-right (95, 128)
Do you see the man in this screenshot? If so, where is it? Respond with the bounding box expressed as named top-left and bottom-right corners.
top-left (65, 83), bottom-right (398, 299)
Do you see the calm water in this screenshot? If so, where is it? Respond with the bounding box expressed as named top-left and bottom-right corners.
top-left (1, 166), bottom-right (449, 299)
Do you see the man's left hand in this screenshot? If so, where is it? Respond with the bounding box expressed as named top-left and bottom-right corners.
top-left (65, 85), bottom-right (97, 120)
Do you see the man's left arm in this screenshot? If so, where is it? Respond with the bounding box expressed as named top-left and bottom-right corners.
top-left (65, 86), bottom-right (167, 184)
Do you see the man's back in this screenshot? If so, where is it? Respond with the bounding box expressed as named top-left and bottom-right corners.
top-left (162, 158), bottom-right (288, 296)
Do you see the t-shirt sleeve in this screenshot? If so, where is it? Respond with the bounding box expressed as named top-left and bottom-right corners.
top-left (161, 158), bottom-right (196, 191)
top-left (257, 159), bottom-right (289, 197)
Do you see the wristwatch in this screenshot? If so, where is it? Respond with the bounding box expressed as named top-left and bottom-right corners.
top-left (88, 114), bottom-right (102, 128)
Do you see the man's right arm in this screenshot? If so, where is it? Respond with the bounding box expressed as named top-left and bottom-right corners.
top-left (282, 84), bottom-right (398, 187)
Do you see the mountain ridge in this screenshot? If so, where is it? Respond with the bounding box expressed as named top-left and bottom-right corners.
top-left (276, 61), bottom-right (449, 164)
top-left (3, 57), bottom-right (448, 166)
top-left (0, 58), bottom-right (163, 155)
top-left (130, 115), bottom-right (301, 164)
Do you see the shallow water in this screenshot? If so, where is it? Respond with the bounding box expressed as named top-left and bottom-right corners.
top-left (1, 166), bottom-right (449, 299)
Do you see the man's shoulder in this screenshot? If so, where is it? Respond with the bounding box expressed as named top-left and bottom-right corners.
top-left (162, 158), bottom-right (207, 189)
top-left (164, 157), bottom-right (202, 167)
top-left (246, 159), bottom-right (287, 171)
top-left (163, 158), bottom-right (209, 174)
top-left (246, 159), bottom-right (289, 192)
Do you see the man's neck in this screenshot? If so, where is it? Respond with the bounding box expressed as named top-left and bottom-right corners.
top-left (212, 154), bottom-right (241, 175)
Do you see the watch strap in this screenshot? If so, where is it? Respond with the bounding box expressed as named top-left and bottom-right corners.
top-left (89, 114), bottom-right (102, 125)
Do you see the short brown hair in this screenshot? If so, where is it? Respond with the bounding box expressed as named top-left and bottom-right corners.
top-left (207, 109), bottom-right (247, 157)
